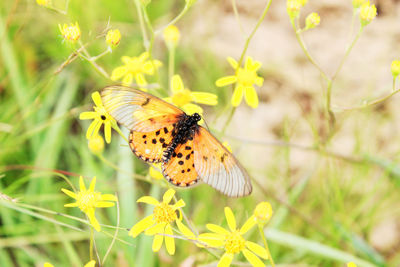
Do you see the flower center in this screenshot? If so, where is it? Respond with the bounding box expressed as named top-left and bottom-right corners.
top-left (127, 58), bottom-right (143, 74)
top-left (237, 68), bottom-right (257, 87)
top-left (153, 203), bottom-right (177, 223)
top-left (224, 231), bottom-right (246, 254)
top-left (77, 191), bottom-right (100, 212)
top-left (172, 89), bottom-right (192, 107)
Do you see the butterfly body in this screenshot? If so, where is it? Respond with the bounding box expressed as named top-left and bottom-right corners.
top-left (101, 86), bottom-right (252, 197)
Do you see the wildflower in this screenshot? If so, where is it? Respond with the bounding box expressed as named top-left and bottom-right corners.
top-left (254, 202), bottom-right (273, 224)
top-left (88, 135), bottom-right (104, 155)
top-left (59, 22), bottom-right (81, 42)
top-left (391, 60), bottom-right (400, 78)
top-left (305, 12), bottom-right (320, 30)
top-left (61, 176), bottom-right (117, 232)
top-left (110, 52), bottom-right (162, 88)
top-left (359, 1), bottom-right (377, 26)
top-left (106, 29), bottom-right (121, 48)
top-left (199, 207), bottom-right (268, 267)
top-left (286, 0), bottom-right (306, 19)
top-left (347, 262), bottom-right (357, 267)
top-left (164, 74), bottom-right (218, 116)
top-left (79, 91), bottom-right (117, 144)
top-left (163, 25), bottom-right (180, 48)
top-left (352, 0), bottom-right (366, 9)
top-left (36, 0), bottom-right (49, 6)
top-left (216, 56), bottom-right (263, 108)
top-left (128, 189), bottom-right (186, 255)
top-left (149, 164), bottom-right (164, 180)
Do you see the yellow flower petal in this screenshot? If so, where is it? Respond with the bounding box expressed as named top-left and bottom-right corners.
top-left (162, 188), bottom-right (176, 204)
top-left (135, 73), bottom-right (147, 86)
top-left (101, 194), bottom-right (118, 201)
top-left (137, 196), bottom-right (159, 206)
top-left (218, 253), bottom-right (234, 267)
top-left (244, 56), bottom-right (253, 70)
top-left (182, 103), bottom-right (203, 116)
top-left (249, 60), bottom-right (262, 72)
top-left (61, 188), bottom-right (77, 199)
top-left (242, 248), bottom-right (265, 267)
top-left (176, 219), bottom-right (195, 238)
top-left (129, 215), bottom-right (154, 238)
top-left (79, 111), bottom-right (97, 120)
top-left (104, 121), bottom-right (112, 144)
top-left (95, 202), bottom-right (115, 208)
top-left (79, 176), bottom-right (86, 191)
top-left (142, 61), bottom-right (160, 75)
top-left (145, 222), bottom-right (167, 236)
top-left (216, 76), bottom-right (237, 87)
top-left (198, 233), bottom-right (225, 247)
top-left (86, 209), bottom-right (100, 232)
top-left (224, 207), bottom-right (237, 232)
top-left (171, 75), bottom-right (185, 94)
top-left (244, 86), bottom-right (259, 108)
top-left (111, 66), bottom-right (128, 81)
top-left (122, 73), bottom-right (133, 85)
top-left (139, 51), bottom-right (149, 61)
top-left (86, 119), bottom-right (102, 140)
top-left (164, 223), bottom-right (175, 255)
top-left (121, 56), bottom-right (131, 65)
top-left (240, 215), bottom-right (256, 234)
top-left (231, 85), bottom-right (244, 107)
top-left (172, 199), bottom-right (185, 209)
top-left (84, 260), bottom-right (96, 267)
top-left (88, 176), bottom-right (96, 192)
top-left (206, 223), bottom-right (230, 235)
top-left (245, 241), bottom-right (268, 259)
top-left (64, 203), bottom-right (79, 207)
top-left (191, 92), bottom-right (218, 105)
top-left (44, 263), bottom-right (54, 267)
top-left (91, 92), bottom-right (103, 107)
top-left (227, 57), bottom-right (238, 69)
top-left (152, 233), bottom-right (164, 252)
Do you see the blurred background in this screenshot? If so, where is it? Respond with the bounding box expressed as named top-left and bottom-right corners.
top-left (1, 0), bottom-right (400, 266)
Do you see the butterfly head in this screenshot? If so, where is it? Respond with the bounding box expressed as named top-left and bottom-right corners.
top-left (191, 113), bottom-right (201, 123)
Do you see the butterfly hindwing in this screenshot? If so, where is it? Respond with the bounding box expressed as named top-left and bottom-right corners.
top-left (129, 124), bottom-right (175, 163)
top-left (162, 139), bottom-right (199, 187)
top-left (193, 126), bottom-right (252, 197)
top-left (101, 86), bottom-right (184, 132)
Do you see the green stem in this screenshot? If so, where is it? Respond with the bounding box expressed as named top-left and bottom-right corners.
top-left (221, 106), bottom-right (236, 135)
top-left (89, 228), bottom-right (94, 260)
top-left (133, 0), bottom-right (149, 49)
top-left (168, 46), bottom-right (175, 89)
top-left (112, 124), bottom-right (129, 143)
top-left (258, 224), bottom-right (275, 267)
top-left (393, 78), bottom-right (396, 92)
top-left (231, 0), bottom-right (245, 37)
top-left (154, 4), bottom-right (190, 35)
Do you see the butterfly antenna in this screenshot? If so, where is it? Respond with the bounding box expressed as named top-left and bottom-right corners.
top-left (203, 115), bottom-right (211, 131)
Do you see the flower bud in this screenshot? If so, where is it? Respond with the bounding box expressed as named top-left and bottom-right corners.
top-left (106, 29), bottom-right (121, 48)
top-left (352, 0), bottom-right (366, 9)
top-left (88, 135), bottom-right (104, 154)
top-left (254, 202), bottom-right (273, 224)
top-left (163, 25), bottom-right (180, 48)
top-left (391, 60), bottom-right (400, 78)
top-left (305, 12), bottom-right (320, 30)
top-left (360, 1), bottom-right (377, 27)
top-left (59, 22), bottom-right (81, 42)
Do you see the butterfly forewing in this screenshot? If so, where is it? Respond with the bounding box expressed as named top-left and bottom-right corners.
top-left (193, 126), bottom-right (252, 197)
top-left (162, 140), bottom-right (199, 187)
top-left (101, 86), bottom-right (183, 132)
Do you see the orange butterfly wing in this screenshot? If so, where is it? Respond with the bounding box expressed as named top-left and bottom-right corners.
top-left (193, 126), bottom-right (252, 197)
top-left (101, 86), bottom-right (183, 162)
top-left (162, 139), bottom-right (199, 187)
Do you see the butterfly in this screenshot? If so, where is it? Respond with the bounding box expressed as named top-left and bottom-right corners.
top-left (101, 85), bottom-right (252, 197)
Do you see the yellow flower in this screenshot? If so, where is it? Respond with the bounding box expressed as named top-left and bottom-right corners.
top-left (360, 1), bottom-right (377, 26)
top-left (36, 0), bottom-right (49, 6)
top-left (149, 163), bottom-right (164, 180)
top-left (305, 12), bottom-right (320, 30)
top-left (347, 262), bottom-right (357, 267)
top-left (44, 263), bottom-right (54, 267)
top-left (352, 0), bottom-right (366, 8)
top-left (106, 29), bottom-right (121, 48)
top-left (253, 202), bottom-right (273, 224)
top-left (286, 0), bottom-right (306, 19)
top-left (79, 91), bottom-right (117, 144)
top-left (88, 135), bottom-right (104, 155)
top-left (391, 60), bottom-right (400, 78)
top-left (199, 207), bottom-right (268, 267)
top-left (129, 189), bottom-right (186, 255)
top-left (163, 25), bottom-right (180, 48)
top-left (61, 176), bottom-right (117, 232)
top-left (110, 52), bottom-right (162, 88)
top-left (58, 22), bottom-right (81, 42)
top-left (216, 56), bottom-right (263, 108)
top-left (164, 74), bottom-right (218, 116)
